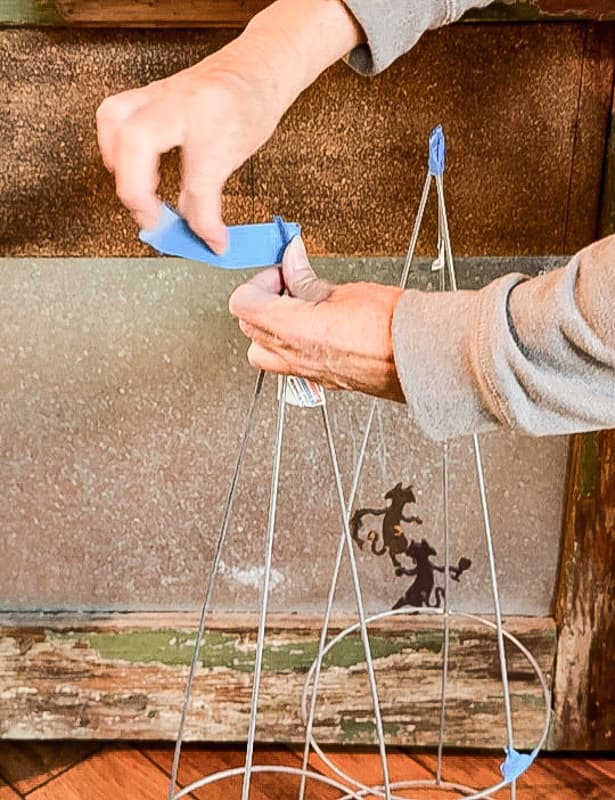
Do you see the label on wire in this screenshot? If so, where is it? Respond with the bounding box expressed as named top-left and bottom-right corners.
top-left (279, 375), bottom-right (326, 408)
top-left (432, 240), bottom-right (445, 272)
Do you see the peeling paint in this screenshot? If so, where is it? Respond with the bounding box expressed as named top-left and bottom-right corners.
top-left (48, 629), bottom-right (428, 672)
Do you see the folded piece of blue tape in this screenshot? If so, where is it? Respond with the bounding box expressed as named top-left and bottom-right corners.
top-left (500, 747), bottom-right (537, 783)
top-left (139, 204), bottom-right (301, 269)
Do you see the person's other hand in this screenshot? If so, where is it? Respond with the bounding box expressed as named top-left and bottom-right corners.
top-left (96, 0), bottom-right (363, 254)
top-left (229, 237), bottom-right (406, 402)
top-left (96, 45), bottom-right (283, 254)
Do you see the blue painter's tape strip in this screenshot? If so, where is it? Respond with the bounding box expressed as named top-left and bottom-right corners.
top-left (428, 125), bottom-right (446, 176)
top-left (139, 204), bottom-right (301, 269)
top-left (500, 747), bottom-right (538, 783)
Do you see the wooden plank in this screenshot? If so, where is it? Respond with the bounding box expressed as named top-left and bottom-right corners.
top-left (553, 77), bottom-right (615, 750)
top-left (54, 0), bottom-right (270, 27)
top-left (0, 742), bottom-right (100, 795)
top-left (0, 780), bottom-right (20, 800)
top-left (564, 23), bottom-right (615, 252)
top-left (0, 612), bottom-right (555, 748)
top-left (553, 431), bottom-right (615, 750)
top-left (0, 0), bottom-right (61, 24)
top-left (26, 746), bottom-right (171, 800)
top-left (51, 0), bottom-right (615, 27)
top-left (0, 0), bottom-right (612, 27)
top-left (599, 59), bottom-right (615, 236)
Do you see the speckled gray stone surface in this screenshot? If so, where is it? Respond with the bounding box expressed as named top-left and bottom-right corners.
top-left (0, 256), bottom-right (568, 615)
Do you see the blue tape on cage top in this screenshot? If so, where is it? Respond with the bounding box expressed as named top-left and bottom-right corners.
top-left (139, 204), bottom-right (301, 269)
top-left (500, 747), bottom-right (537, 783)
top-left (428, 125), bottom-right (446, 177)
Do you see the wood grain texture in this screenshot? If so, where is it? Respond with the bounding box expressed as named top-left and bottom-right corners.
top-left (554, 431), bottom-right (615, 749)
top-left (55, 0), bottom-right (269, 27)
top-left (0, 780), bottom-right (20, 800)
top-left (554, 84), bottom-right (615, 751)
top-left (51, 0), bottom-right (615, 26)
top-left (0, 742), bottom-right (100, 795)
top-left (26, 747), bottom-right (170, 800)
top-left (564, 23), bottom-right (615, 251)
top-left (0, 612), bottom-right (554, 747)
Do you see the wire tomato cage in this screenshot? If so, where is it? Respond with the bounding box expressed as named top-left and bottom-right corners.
top-left (142, 126), bottom-right (551, 800)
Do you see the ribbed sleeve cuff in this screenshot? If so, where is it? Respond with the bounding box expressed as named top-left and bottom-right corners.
top-left (391, 276), bottom-right (526, 440)
top-left (342, 0), bottom-right (448, 75)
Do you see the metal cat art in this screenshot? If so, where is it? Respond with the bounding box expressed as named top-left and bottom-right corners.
top-left (351, 482), bottom-right (472, 609)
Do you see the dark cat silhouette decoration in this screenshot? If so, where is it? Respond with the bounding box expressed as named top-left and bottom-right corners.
top-left (350, 482), bottom-right (422, 569)
top-left (393, 538), bottom-right (472, 609)
top-left (352, 482), bottom-right (471, 609)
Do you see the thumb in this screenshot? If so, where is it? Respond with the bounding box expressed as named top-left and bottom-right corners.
top-left (283, 236), bottom-right (333, 302)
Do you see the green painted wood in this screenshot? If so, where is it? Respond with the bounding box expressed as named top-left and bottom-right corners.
top-left (0, 0), bottom-right (62, 24)
top-left (0, 612), bottom-right (555, 746)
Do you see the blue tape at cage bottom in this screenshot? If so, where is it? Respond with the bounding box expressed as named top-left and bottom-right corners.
top-left (500, 746), bottom-right (539, 783)
top-left (140, 204), bottom-right (300, 269)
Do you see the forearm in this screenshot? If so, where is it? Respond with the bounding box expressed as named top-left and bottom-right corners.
top-left (216, 0), bottom-right (363, 117)
top-left (393, 235), bottom-right (615, 439)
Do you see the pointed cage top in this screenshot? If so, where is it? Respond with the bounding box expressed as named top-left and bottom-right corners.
top-left (428, 125), bottom-right (446, 177)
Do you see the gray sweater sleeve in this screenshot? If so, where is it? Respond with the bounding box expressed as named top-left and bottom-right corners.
top-left (343, 0), bottom-right (494, 75)
top-left (392, 234), bottom-right (615, 440)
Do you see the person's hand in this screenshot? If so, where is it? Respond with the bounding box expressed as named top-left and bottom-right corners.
top-left (95, 0), bottom-right (363, 253)
top-left (96, 44), bottom-right (284, 253)
top-left (229, 236), bottom-right (406, 402)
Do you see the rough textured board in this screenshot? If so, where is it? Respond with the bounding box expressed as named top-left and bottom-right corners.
top-left (252, 23), bottom-right (603, 257)
top-left (0, 25), bottom-right (610, 257)
top-left (26, 746), bottom-right (170, 800)
top-left (0, 612), bottom-right (555, 747)
top-left (0, 741), bottom-right (100, 795)
top-left (0, 28), bottom-right (247, 259)
top-left (553, 431), bottom-right (615, 750)
top-left (564, 23), bottom-right (615, 251)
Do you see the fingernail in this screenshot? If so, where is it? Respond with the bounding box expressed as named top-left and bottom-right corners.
top-left (285, 235), bottom-right (308, 268)
top-left (136, 203), bottom-right (163, 232)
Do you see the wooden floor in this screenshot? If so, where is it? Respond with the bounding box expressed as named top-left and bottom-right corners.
top-left (0, 743), bottom-right (613, 799)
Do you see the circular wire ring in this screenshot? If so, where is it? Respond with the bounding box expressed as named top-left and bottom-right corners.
top-left (300, 607), bottom-right (551, 800)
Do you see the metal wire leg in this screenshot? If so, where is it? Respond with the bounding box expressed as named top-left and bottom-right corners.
top-left (436, 172), bottom-right (517, 797)
top-left (472, 436), bottom-right (516, 800)
top-left (241, 376), bottom-right (289, 800)
top-left (436, 439), bottom-right (452, 784)
top-left (299, 170), bottom-right (434, 800)
top-left (321, 403), bottom-right (392, 800)
top-left (169, 369), bottom-right (265, 800)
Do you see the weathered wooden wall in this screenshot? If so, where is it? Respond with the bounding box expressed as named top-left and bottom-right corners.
top-left (553, 80), bottom-right (615, 749)
top-left (0, 612), bottom-right (555, 747)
